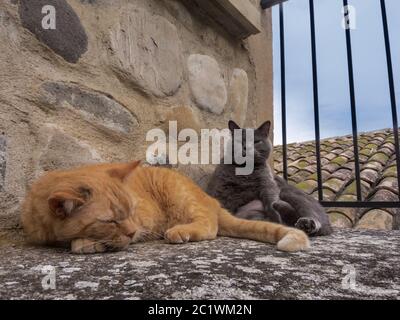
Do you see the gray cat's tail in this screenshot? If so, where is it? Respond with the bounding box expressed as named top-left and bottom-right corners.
top-left (217, 208), bottom-right (310, 252)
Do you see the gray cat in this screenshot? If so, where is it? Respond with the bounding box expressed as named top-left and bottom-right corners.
top-left (206, 120), bottom-right (333, 236)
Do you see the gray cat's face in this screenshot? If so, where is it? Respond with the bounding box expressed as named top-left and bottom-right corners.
top-left (228, 121), bottom-right (272, 164)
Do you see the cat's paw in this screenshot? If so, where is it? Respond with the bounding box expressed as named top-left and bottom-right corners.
top-left (295, 217), bottom-right (321, 235)
top-left (71, 238), bottom-right (107, 254)
top-left (165, 226), bottom-right (191, 244)
top-left (277, 229), bottom-right (310, 252)
top-left (272, 200), bottom-right (295, 213)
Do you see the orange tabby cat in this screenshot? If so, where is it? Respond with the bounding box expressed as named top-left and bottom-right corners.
top-left (21, 161), bottom-right (310, 254)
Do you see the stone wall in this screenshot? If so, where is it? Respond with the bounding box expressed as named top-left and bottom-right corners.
top-left (0, 0), bottom-right (273, 232)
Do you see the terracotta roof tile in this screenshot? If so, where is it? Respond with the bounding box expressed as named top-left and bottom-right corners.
top-left (295, 180), bottom-right (318, 194)
top-left (274, 128), bottom-right (400, 231)
top-left (355, 209), bottom-right (393, 230)
top-left (330, 168), bottom-right (353, 181)
top-left (328, 206), bottom-right (358, 223)
top-left (328, 212), bottom-right (353, 228)
top-left (324, 178), bottom-right (346, 193)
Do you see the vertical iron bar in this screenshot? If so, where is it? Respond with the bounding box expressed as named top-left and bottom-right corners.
top-left (309, 0), bottom-right (323, 201)
top-left (380, 0), bottom-right (400, 201)
top-left (343, 0), bottom-right (362, 201)
top-left (280, 3), bottom-right (288, 180)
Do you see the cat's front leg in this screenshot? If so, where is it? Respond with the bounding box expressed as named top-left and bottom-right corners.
top-left (164, 202), bottom-right (219, 244)
top-left (279, 189), bottom-right (329, 236)
top-left (164, 221), bottom-right (218, 244)
top-left (71, 238), bottom-right (107, 254)
top-left (272, 199), bottom-right (299, 226)
top-left (273, 198), bottom-right (328, 236)
top-left (260, 187), bottom-right (282, 224)
top-left (264, 204), bottom-right (283, 224)
top-left (260, 196), bottom-right (283, 224)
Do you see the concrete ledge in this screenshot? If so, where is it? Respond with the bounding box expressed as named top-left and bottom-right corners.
top-left (261, 0), bottom-right (288, 10)
top-left (190, 0), bottom-right (262, 39)
top-left (0, 229), bottom-right (399, 299)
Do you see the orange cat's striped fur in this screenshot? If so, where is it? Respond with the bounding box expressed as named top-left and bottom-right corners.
top-left (21, 161), bottom-right (310, 254)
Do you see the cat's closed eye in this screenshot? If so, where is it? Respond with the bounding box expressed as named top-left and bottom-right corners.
top-left (97, 218), bottom-right (120, 225)
top-left (79, 187), bottom-right (92, 200)
top-left (254, 140), bottom-right (263, 145)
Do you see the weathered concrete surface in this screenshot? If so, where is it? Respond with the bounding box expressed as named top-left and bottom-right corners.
top-left (0, 229), bottom-right (399, 299)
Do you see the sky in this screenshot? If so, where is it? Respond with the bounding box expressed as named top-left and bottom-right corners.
top-left (272, 0), bottom-right (400, 145)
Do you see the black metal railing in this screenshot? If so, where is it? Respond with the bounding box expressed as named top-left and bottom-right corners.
top-left (264, 0), bottom-right (400, 209)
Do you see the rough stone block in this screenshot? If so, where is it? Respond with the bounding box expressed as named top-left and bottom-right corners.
top-left (176, 164), bottom-right (215, 191)
top-left (19, 0), bottom-right (88, 63)
top-left (188, 54), bottom-right (227, 115)
top-left (38, 125), bottom-right (101, 172)
top-left (162, 106), bottom-right (203, 134)
top-left (42, 82), bottom-right (137, 134)
top-left (356, 210), bottom-right (393, 231)
top-left (109, 6), bottom-right (183, 97)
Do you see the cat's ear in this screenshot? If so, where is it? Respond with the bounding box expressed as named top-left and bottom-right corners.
top-left (257, 121), bottom-right (271, 137)
top-left (48, 189), bottom-right (89, 219)
top-left (108, 160), bottom-right (141, 181)
top-left (228, 120), bottom-right (241, 133)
